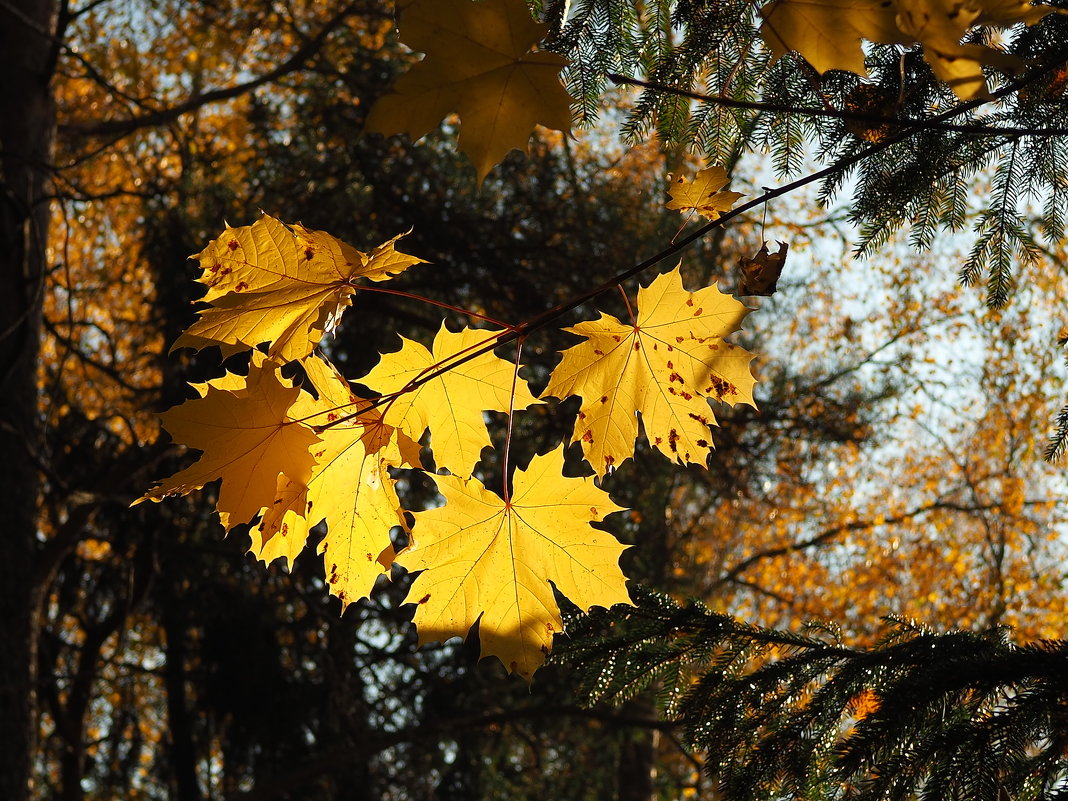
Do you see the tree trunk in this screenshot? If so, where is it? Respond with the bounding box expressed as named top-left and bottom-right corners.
top-left (0, 0), bottom-right (57, 798)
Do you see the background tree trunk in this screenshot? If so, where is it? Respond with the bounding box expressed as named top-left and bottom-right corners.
top-left (0, 0), bottom-right (57, 798)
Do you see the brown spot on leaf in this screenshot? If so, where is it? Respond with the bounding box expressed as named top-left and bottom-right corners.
top-left (612, 334), bottom-right (621, 342)
top-left (668, 430), bottom-right (680, 452)
top-left (578, 411), bottom-right (586, 420)
top-left (604, 454), bottom-right (615, 466)
top-left (235, 281), bottom-right (249, 292)
top-left (686, 297), bottom-right (694, 306)
top-left (594, 349), bottom-right (604, 356)
top-left (693, 307), bottom-right (703, 316)
top-left (708, 375), bottom-right (738, 398)
top-left (599, 395), bottom-right (608, 404)
top-left (688, 412), bottom-right (709, 424)
top-left (582, 430), bottom-right (594, 443)
top-left (281, 523), bottom-right (289, 536)
top-left (418, 593), bottom-right (431, 604)
top-left (327, 412), bottom-right (339, 421)
top-left (634, 342), bottom-right (640, 351)
top-left (696, 438), bottom-right (709, 447)
top-left (227, 239), bottom-right (239, 251)
top-left (304, 246), bottom-right (315, 260)
top-left (365, 553), bottom-right (373, 561)
top-left (669, 371), bottom-right (683, 384)
top-left (654, 436), bottom-right (663, 445)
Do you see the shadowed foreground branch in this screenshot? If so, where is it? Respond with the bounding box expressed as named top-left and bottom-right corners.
top-left (558, 588), bottom-right (1068, 801)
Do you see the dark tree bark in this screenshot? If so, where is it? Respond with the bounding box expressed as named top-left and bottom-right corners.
top-left (0, 0), bottom-right (57, 799)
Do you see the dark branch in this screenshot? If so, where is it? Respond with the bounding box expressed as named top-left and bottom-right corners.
top-left (607, 73), bottom-right (1068, 138)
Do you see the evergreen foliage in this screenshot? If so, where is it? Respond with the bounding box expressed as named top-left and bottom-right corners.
top-left (541, 0), bottom-right (1068, 308)
top-left (559, 589), bottom-right (1068, 801)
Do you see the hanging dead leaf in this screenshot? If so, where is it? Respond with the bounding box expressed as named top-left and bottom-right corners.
top-left (841, 82), bottom-right (902, 143)
top-left (739, 241), bottom-right (789, 297)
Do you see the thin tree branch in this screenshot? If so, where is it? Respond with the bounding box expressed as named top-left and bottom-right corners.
top-left (608, 73), bottom-right (1068, 138)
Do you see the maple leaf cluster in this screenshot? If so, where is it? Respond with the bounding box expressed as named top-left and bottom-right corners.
top-left (139, 209), bottom-right (756, 679)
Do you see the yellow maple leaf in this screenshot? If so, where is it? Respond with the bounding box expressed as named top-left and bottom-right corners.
top-left (137, 355), bottom-right (320, 529)
top-left (892, 0), bottom-right (1025, 100)
top-left (759, 0), bottom-right (908, 75)
top-left (397, 446), bottom-right (631, 680)
top-left (364, 0), bottom-right (574, 184)
top-left (543, 266), bottom-right (757, 477)
top-left (759, 0), bottom-right (1059, 99)
top-left (665, 166), bottom-right (745, 222)
top-left (357, 324), bottom-right (541, 475)
top-left (250, 356), bottom-right (420, 608)
top-left (174, 215), bottom-right (425, 361)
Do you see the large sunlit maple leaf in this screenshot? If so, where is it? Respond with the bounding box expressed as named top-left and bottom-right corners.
top-left (136, 355), bottom-right (320, 528)
top-left (759, 0), bottom-right (907, 75)
top-left (364, 0), bottom-right (574, 183)
top-left (666, 166), bottom-right (745, 222)
top-left (357, 324), bottom-right (541, 476)
top-left (174, 214), bottom-right (424, 361)
top-left (397, 446), bottom-right (631, 680)
top-left (543, 266), bottom-right (757, 477)
top-left (760, 0), bottom-right (1059, 99)
top-left (249, 356), bottom-right (420, 609)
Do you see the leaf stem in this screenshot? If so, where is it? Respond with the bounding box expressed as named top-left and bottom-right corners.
top-left (359, 284), bottom-right (514, 329)
top-left (501, 336), bottom-right (525, 503)
top-left (617, 284), bottom-right (636, 326)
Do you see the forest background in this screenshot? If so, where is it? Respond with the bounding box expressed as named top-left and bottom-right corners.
top-left (2, 0), bottom-right (1068, 799)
